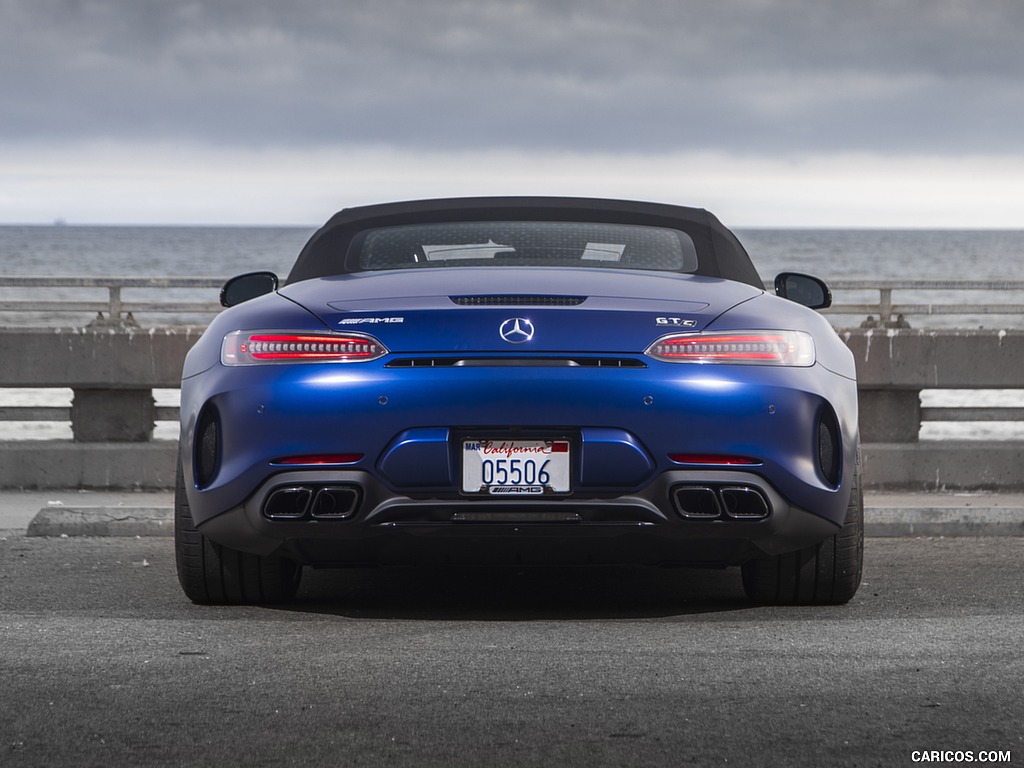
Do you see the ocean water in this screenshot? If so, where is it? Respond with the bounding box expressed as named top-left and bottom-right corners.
top-left (4, 225), bottom-right (1023, 280)
top-left (0, 225), bottom-right (314, 327)
top-left (741, 228), bottom-right (1024, 331)
top-left (1, 225), bottom-right (1023, 441)
top-left (0, 225), bottom-right (311, 278)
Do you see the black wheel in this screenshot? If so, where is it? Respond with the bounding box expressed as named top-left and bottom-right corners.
top-left (741, 450), bottom-right (863, 605)
top-left (175, 459), bottom-right (302, 605)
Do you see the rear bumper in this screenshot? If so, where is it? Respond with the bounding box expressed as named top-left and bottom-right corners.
top-left (183, 346), bottom-right (859, 571)
top-left (197, 468), bottom-right (841, 568)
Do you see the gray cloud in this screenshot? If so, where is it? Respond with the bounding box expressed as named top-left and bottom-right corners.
top-left (3, 0), bottom-right (1023, 154)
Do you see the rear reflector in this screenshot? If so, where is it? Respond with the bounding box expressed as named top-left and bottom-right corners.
top-left (271, 454), bottom-right (364, 466)
top-left (222, 331), bottom-right (386, 365)
top-left (646, 331), bottom-right (814, 366)
top-left (668, 454), bottom-right (760, 466)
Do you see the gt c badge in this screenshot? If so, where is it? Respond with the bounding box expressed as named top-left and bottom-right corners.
top-left (656, 317), bottom-right (697, 327)
top-left (499, 317), bottom-right (535, 343)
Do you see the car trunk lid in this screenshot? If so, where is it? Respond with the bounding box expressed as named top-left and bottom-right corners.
top-left (278, 267), bottom-right (762, 354)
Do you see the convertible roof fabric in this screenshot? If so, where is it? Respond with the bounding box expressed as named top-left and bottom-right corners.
top-left (285, 197), bottom-right (763, 288)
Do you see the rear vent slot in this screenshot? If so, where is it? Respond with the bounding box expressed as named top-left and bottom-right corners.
top-left (450, 295), bottom-right (586, 306)
top-left (387, 357), bottom-right (646, 369)
top-left (817, 407), bottom-right (841, 486)
top-left (573, 358), bottom-right (646, 368)
top-left (386, 358), bottom-right (459, 368)
top-left (194, 406), bottom-right (220, 488)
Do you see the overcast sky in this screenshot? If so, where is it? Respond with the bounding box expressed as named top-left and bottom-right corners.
top-left (2, 0), bottom-right (1023, 226)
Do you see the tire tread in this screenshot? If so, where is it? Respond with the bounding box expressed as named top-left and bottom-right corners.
top-left (741, 449), bottom-right (864, 606)
top-left (174, 460), bottom-right (301, 605)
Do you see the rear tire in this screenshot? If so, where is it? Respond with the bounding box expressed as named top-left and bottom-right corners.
top-left (741, 450), bottom-right (863, 605)
top-left (175, 459), bottom-right (301, 605)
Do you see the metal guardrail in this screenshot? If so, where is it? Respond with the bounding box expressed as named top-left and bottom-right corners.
top-left (0, 276), bottom-right (223, 325)
top-left (3, 276), bottom-right (1024, 326)
top-left (823, 279), bottom-right (1024, 327)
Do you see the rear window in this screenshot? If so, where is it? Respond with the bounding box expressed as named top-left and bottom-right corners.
top-left (355, 221), bottom-right (698, 272)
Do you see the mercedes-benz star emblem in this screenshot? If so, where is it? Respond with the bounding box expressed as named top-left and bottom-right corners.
top-left (499, 317), bottom-right (535, 344)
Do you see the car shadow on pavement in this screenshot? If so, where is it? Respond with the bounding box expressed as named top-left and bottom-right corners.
top-left (278, 564), bottom-right (755, 620)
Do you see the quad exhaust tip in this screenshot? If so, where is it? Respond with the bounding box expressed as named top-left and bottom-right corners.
top-left (263, 485), bottom-right (361, 521)
top-left (310, 487), bottom-right (361, 518)
top-left (719, 486), bottom-right (771, 519)
top-left (672, 484), bottom-right (770, 521)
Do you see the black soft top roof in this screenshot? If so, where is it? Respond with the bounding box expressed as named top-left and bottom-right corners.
top-left (285, 197), bottom-right (762, 288)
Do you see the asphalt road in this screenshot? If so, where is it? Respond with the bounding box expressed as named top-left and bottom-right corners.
top-left (1, 535), bottom-right (1021, 767)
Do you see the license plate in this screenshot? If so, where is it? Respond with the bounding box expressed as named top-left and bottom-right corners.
top-left (462, 439), bottom-right (571, 495)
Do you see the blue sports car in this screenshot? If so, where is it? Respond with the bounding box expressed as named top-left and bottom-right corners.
top-left (176, 197), bottom-right (862, 605)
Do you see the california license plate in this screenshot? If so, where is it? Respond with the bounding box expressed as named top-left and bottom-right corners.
top-left (462, 439), bottom-right (571, 495)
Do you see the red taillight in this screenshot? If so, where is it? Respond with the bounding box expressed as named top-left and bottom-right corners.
top-left (271, 454), bottom-right (364, 465)
top-left (222, 331), bottom-right (387, 365)
top-left (668, 454), bottom-right (760, 466)
top-left (646, 331), bottom-right (814, 366)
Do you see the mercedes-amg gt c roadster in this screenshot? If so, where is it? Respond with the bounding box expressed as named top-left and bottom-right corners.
top-left (176, 197), bottom-right (862, 605)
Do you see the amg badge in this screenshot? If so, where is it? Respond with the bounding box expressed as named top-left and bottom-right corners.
top-left (339, 317), bottom-right (405, 325)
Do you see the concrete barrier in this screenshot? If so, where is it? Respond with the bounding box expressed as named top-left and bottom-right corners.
top-left (844, 328), bottom-right (1024, 490)
top-left (1, 326), bottom-right (1022, 491)
top-left (0, 326), bottom-right (199, 488)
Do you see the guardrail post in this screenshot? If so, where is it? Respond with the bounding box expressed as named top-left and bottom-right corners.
top-left (108, 285), bottom-right (122, 321)
top-left (70, 388), bottom-right (156, 442)
top-left (878, 287), bottom-right (893, 326)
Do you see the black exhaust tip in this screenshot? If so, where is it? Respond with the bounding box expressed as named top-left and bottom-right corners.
top-left (264, 487), bottom-right (313, 520)
top-left (672, 483), bottom-right (772, 521)
top-left (719, 486), bottom-right (770, 519)
top-left (310, 487), bottom-right (361, 519)
top-left (672, 486), bottom-right (722, 519)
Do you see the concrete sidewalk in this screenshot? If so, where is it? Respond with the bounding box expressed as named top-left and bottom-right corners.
top-left (0, 489), bottom-right (174, 537)
top-left (1, 488), bottom-right (1023, 538)
top-left (864, 491), bottom-right (1024, 536)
